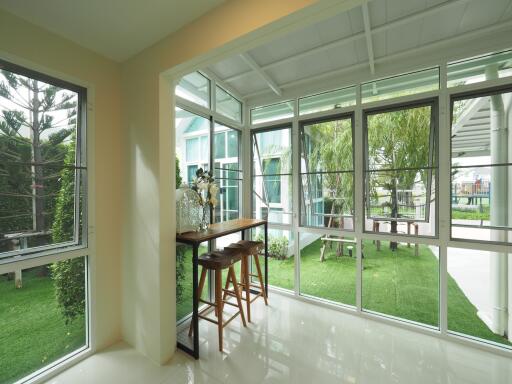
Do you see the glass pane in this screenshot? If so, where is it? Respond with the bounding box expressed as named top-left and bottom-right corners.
top-left (175, 72), bottom-right (209, 108)
top-left (251, 228), bottom-right (294, 291)
top-left (0, 257), bottom-right (87, 383)
top-left (252, 128), bottom-right (291, 176)
top-left (0, 163), bottom-right (85, 253)
top-left (301, 172), bottom-right (354, 229)
top-left (227, 130), bottom-right (238, 158)
top-left (176, 107), bottom-right (210, 184)
top-left (451, 165), bottom-right (511, 243)
top-left (299, 86), bottom-right (356, 115)
top-left (447, 248), bottom-right (511, 348)
top-left (362, 240), bottom-right (439, 327)
top-left (365, 169), bottom-right (436, 237)
top-left (213, 123), bottom-right (241, 223)
top-left (214, 132), bottom-right (225, 159)
top-left (251, 101), bottom-right (294, 125)
top-left (448, 49), bottom-right (512, 88)
top-left (252, 175), bottom-right (292, 225)
top-left (366, 105), bottom-right (434, 171)
top-left (215, 86), bottom-right (242, 122)
top-left (300, 233), bottom-right (356, 306)
top-left (362, 67), bottom-right (439, 103)
top-left (0, 68), bottom-right (83, 256)
top-left (452, 91), bottom-right (512, 166)
top-left (301, 116), bottom-right (353, 172)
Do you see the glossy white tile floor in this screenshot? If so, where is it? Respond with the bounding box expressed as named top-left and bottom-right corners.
top-left (46, 293), bottom-right (512, 384)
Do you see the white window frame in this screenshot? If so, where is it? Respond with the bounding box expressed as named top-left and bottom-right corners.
top-left (0, 58), bottom-right (92, 384)
top-left (246, 48), bottom-right (512, 355)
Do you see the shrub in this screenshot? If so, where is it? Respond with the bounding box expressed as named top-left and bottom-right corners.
top-left (50, 142), bottom-right (85, 323)
top-left (175, 158), bottom-right (185, 303)
top-left (255, 234), bottom-right (289, 260)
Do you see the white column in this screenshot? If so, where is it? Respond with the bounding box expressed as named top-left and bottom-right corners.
top-left (486, 65), bottom-right (508, 336)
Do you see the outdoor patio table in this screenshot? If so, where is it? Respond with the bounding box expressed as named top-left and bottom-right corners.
top-left (176, 218), bottom-right (268, 359)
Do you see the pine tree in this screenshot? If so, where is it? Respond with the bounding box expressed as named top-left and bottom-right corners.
top-left (0, 70), bottom-right (76, 238)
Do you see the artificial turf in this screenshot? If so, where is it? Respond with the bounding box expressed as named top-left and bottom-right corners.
top-left (0, 268), bottom-right (86, 384)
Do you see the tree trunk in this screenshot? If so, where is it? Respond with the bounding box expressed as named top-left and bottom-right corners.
top-left (31, 80), bottom-right (45, 233)
top-left (390, 178), bottom-right (398, 251)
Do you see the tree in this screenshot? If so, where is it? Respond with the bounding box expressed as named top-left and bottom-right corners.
top-left (0, 70), bottom-right (76, 239)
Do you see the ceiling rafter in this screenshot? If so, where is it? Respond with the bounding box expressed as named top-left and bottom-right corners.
top-left (240, 52), bottom-right (282, 96)
top-left (220, 0), bottom-right (470, 84)
top-left (242, 19), bottom-right (512, 100)
top-left (362, 2), bottom-right (375, 75)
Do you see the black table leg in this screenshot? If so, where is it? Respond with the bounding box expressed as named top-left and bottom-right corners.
top-left (264, 222), bottom-right (268, 296)
top-left (192, 244), bottom-right (199, 359)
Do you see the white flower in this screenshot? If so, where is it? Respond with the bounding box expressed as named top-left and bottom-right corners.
top-left (210, 183), bottom-right (219, 196)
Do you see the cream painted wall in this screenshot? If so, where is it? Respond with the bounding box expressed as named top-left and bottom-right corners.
top-left (120, 0), bottom-right (366, 365)
top-left (0, 9), bottom-right (123, 351)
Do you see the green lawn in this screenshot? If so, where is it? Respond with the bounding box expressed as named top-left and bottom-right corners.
top-left (177, 239), bottom-right (510, 346)
top-left (0, 268), bottom-right (86, 384)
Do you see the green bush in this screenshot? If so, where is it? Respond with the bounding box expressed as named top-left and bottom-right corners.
top-left (175, 158), bottom-right (185, 303)
top-left (50, 141), bottom-right (85, 323)
top-left (255, 234), bottom-right (289, 260)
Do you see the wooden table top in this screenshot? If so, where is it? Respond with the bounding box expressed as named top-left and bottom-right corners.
top-left (176, 218), bottom-right (267, 245)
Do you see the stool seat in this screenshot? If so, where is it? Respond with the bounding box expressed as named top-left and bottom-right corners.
top-left (236, 240), bottom-right (263, 254)
top-left (199, 250), bottom-right (242, 269)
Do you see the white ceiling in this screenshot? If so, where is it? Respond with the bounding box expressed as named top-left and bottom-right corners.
top-left (0, 0), bottom-right (225, 62)
top-left (206, 0), bottom-right (512, 100)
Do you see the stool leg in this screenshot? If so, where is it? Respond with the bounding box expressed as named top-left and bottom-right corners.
top-left (189, 267), bottom-right (207, 337)
top-left (229, 266), bottom-right (247, 327)
top-left (254, 254), bottom-right (268, 305)
top-left (215, 269), bottom-right (223, 352)
top-left (243, 256), bottom-right (251, 322)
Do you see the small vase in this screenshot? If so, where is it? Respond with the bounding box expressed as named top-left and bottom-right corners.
top-left (199, 205), bottom-right (210, 231)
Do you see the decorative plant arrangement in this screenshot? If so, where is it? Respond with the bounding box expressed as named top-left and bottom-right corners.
top-left (191, 168), bottom-right (219, 230)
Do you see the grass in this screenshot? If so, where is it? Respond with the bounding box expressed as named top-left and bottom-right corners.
top-left (177, 239), bottom-right (510, 346)
top-left (0, 268), bottom-right (86, 384)
top-left (452, 207), bottom-right (490, 220)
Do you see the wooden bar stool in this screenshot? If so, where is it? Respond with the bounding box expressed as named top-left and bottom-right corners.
top-left (188, 248), bottom-right (247, 352)
top-left (224, 240), bottom-right (268, 323)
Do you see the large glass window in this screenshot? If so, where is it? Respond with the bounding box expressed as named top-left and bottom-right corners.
top-left (364, 102), bottom-right (437, 238)
top-left (175, 72), bottom-right (210, 108)
top-left (252, 127), bottom-right (292, 225)
top-left (447, 247), bottom-right (511, 348)
top-left (362, 240), bottom-right (439, 327)
top-left (300, 115), bottom-right (354, 229)
top-left (0, 258), bottom-right (88, 384)
top-left (299, 233), bottom-right (356, 306)
top-left (451, 89), bottom-right (512, 244)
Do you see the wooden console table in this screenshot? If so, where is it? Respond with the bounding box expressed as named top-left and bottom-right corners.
top-left (176, 218), bottom-right (268, 359)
